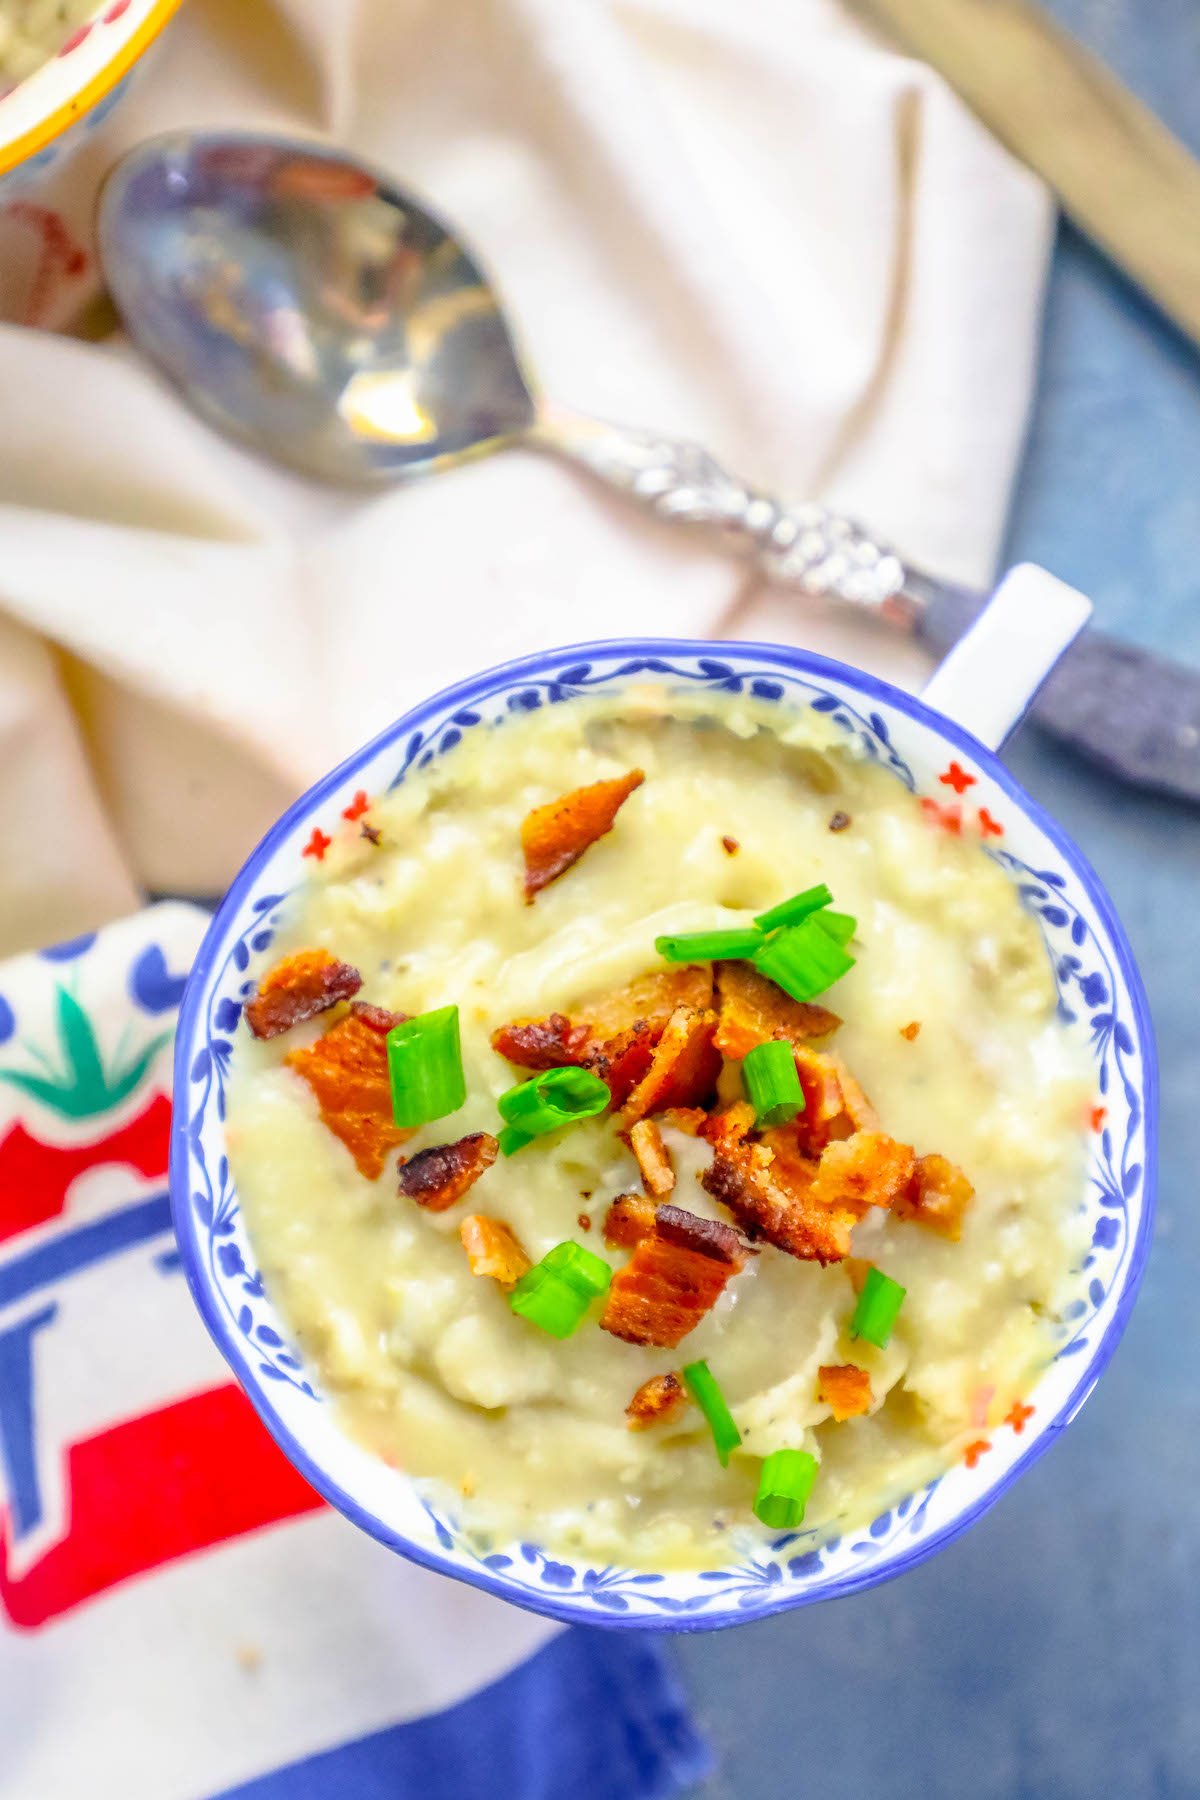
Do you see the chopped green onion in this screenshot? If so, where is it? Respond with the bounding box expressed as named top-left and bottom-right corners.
top-left (741, 1040), bottom-right (804, 1128)
top-left (851, 1265), bottom-right (907, 1348)
top-left (754, 884), bottom-right (833, 933)
top-left (656, 927), bottom-right (765, 963)
top-left (542, 1240), bottom-right (613, 1300)
top-left (496, 1066), bottom-right (611, 1151)
top-left (509, 1266), bottom-right (590, 1339)
top-left (753, 1448), bottom-right (819, 1529)
top-left (682, 1359), bottom-right (742, 1466)
top-left (497, 1124), bottom-right (536, 1158)
top-left (509, 1240), bottom-right (612, 1337)
top-left (752, 917), bottom-right (855, 1002)
top-left (386, 1006), bottom-right (466, 1128)
top-left (814, 909), bottom-right (857, 946)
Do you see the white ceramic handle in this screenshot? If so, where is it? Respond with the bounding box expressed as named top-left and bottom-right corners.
top-left (921, 563), bottom-right (1093, 751)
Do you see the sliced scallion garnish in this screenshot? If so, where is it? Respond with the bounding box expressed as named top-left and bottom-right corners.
top-left (386, 1006), bottom-right (466, 1128)
top-left (813, 909), bottom-right (857, 945)
top-left (850, 1266), bottom-right (906, 1348)
top-left (752, 918), bottom-right (855, 1003)
top-left (655, 927), bottom-right (765, 963)
top-left (754, 884), bottom-right (833, 933)
top-left (741, 1039), bottom-right (804, 1128)
top-left (682, 1359), bottom-right (742, 1466)
top-left (496, 1066), bottom-right (611, 1153)
top-left (509, 1240), bottom-right (612, 1337)
top-left (753, 1448), bottom-right (819, 1529)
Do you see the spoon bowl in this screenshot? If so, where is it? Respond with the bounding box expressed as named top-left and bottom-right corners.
top-left (99, 134), bottom-right (537, 484)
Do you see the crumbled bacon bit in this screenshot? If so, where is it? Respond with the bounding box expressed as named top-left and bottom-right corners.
top-left (827, 1057), bottom-right (880, 1133)
top-left (521, 769), bottom-right (644, 899)
top-left (808, 1131), bottom-right (915, 1216)
top-left (350, 1000), bottom-right (408, 1033)
top-left (285, 1004), bottom-right (409, 1179)
top-left (618, 1006), bottom-right (721, 1126)
top-left (818, 1364), bottom-right (873, 1421)
top-left (713, 962), bottom-right (840, 1058)
top-left (577, 1212), bottom-right (592, 1232)
top-left (460, 1213), bottom-right (530, 1285)
top-left (630, 1118), bottom-right (675, 1196)
top-left (893, 1152), bottom-right (974, 1240)
top-left (490, 1013), bottom-right (590, 1072)
top-left (626, 1371), bottom-right (688, 1429)
top-left (701, 1133), bottom-right (854, 1262)
top-left (578, 965), bottom-right (714, 1040)
top-left (603, 1191), bottom-right (658, 1249)
top-left (654, 1203), bottom-right (744, 1264)
top-left (601, 1206), bottom-right (746, 1347)
top-left (899, 1020), bottom-right (921, 1041)
top-left (659, 1106), bottom-right (707, 1136)
top-left (721, 835), bottom-right (740, 855)
top-left (585, 1022), bottom-right (656, 1109)
top-left (245, 949), bottom-right (363, 1039)
top-left (398, 1133), bottom-right (499, 1211)
top-left (828, 811), bottom-right (851, 832)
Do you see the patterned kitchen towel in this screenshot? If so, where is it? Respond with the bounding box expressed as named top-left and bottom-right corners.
top-left (0, 902), bottom-right (710, 1800)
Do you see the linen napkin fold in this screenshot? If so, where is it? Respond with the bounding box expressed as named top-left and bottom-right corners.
top-left (0, 0), bottom-right (1052, 957)
top-left (0, 902), bottom-right (711, 1800)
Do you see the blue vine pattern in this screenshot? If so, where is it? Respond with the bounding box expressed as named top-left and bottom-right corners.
top-left (182, 649), bottom-right (1148, 1620)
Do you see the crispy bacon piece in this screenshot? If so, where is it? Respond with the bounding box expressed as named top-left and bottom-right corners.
top-left (585, 1023), bottom-right (656, 1109)
top-left (894, 1152), bottom-right (975, 1240)
top-left (286, 1004), bottom-right (409, 1180)
top-left (603, 1191), bottom-right (658, 1249)
top-left (617, 1006), bottom-right (722, 1127)
top-left (460, 1213), bottom-right (530, 1285)
top-left (629, 1118), bottom-right (675, 1196)
top-left (578, 965), bottom-right (714, 1040)
top-left (818, 1363), bottom-right (873, 1421)
top-left (626, 1371), bottom-right (688, 1430)
top-left (398, 1133), bottom-right (499, 1212)
top-left (701, 1132), bottom-right (855, 1263)
top-left (601, 1204), bottom-right (745, 1347)
top-left (659, 1106), bottom-right (707, 1136)
top-left (521, 769), bottom-right (645, 899)
top-left (700, 1107), bottom-right (900, 1264)
top-left (829, 1056), bottom-right (879, 1132)
top-left (490, 1013), bottom-right (590, 1071)
top-left (713, 962), bottom-right (840, 1058)
top-left (245, 949), bottom-right (362, 1039)
top-left (899, 1020), bottom-right (921, 1042)
top-left (808, 1131), bottom-right (915, 1216)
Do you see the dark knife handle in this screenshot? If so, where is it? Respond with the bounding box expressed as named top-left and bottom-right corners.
top-left (912, 576), bottom-right (1200, 805)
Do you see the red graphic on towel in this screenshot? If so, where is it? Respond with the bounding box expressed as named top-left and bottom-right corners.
top-left (0, 1093), bottom-right (171, 1245)
top-left (1, 1385), bottom-right (322, 1631)
top-left (0, 1099), bottom-right (325, 1630)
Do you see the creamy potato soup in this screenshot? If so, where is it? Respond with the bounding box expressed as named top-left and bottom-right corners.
top-left (225, 692), bottom-right (1090, 1570)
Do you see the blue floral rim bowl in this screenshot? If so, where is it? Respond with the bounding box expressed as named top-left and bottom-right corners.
top-left (170, 587), bottom-right (1156, 1631)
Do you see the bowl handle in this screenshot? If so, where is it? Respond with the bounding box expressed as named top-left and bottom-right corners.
top-left (920, 563), bottom-right (1092, 751)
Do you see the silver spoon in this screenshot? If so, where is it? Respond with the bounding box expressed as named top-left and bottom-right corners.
top-left (98, 130), bottom-right (1200, 804)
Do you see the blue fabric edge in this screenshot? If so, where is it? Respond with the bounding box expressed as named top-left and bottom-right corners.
top-left (210, 1627), bottom-right (712, 1800)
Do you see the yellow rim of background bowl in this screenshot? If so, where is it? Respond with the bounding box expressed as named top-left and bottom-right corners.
top-left (0, 0), bottom-right (186, 179)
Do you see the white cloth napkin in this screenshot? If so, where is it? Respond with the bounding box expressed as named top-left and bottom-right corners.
top-left (0, 0), bottom-right (1052, 957)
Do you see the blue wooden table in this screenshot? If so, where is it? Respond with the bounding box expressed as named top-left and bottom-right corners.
top-left (680, 5), bottom-right (1200, 1793)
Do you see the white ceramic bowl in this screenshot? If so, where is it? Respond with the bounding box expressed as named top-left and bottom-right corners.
top-left (171, 569), bottom-right (1155, 1630)
top-left (0, 0), bottom-right (184, 187)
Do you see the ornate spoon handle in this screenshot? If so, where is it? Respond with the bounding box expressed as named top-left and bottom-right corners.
top-left (539, 409), bottom-right (911, 620)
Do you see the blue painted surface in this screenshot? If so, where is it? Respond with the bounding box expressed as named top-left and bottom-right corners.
top-left (678, 6), bottom-right (1200, 1794)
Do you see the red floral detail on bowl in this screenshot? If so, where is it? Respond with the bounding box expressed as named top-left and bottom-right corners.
top-left (938, 760), bottom-right (976, 795)
top-left (977, 807), bottom-right (1004, 838)
top-left (301, 827), bottom-right (331, 862)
